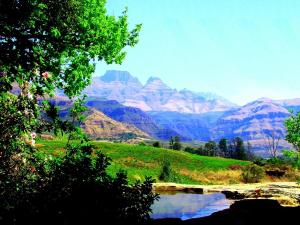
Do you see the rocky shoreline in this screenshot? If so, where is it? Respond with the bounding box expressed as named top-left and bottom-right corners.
top-left (153, 182), bottom-right (300, 206)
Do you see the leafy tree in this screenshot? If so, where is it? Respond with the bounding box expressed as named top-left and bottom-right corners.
top-left (184, 146), bottom-right (195, 154)
top-left (169, 136), bottom-right (175, 149)
top-left (0, 1), bottom-right (159, 224)
top-left (285, 112), bottom-right (300, 152)
top-left (218, 138), bottom-right (228, 157)
top-left (0, 0), bottom-right (141, 97)
top-left (169, 136), bottom-right (181, 150)
top-left (173, 136), bottom-right (182, 150)
top-left (0, 0), bottom-right (142, 152)
top-left (233, 137), bottom-right (247, 160)
top-left (246, 141), bottom-right (255, 161)
top-left (152, 141), bottom-right (161, 148)
top-left (196, 146), bottom-right (207, 156)
top-left (204, 141), bottom-right (218, 156)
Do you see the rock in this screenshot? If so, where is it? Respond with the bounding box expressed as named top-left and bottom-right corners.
top-left (153, 183), bottom-right (204, 194)
top-left (221, 190), bottom-right (245, 199)
top-left (153, 182), bottom-right (300, 206)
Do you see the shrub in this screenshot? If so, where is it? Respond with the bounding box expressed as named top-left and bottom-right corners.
top-left (159, 160), bottom-right (172, 181)
top-left (0, 143), bottom-right (159, 225)
top-left (242, 164), bottom-right (265, 183)
top-left (282, 150), bottom-right (300, 168)
top-left (152, 141), bottom-right (161, 148)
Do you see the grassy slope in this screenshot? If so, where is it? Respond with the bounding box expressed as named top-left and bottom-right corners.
top-left (37, 140), bottom-right (250, 185)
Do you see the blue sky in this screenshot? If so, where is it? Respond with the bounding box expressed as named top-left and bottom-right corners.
top-left (95, 0), bottom-right (300, 105)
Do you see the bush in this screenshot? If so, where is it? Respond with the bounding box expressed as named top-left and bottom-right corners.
top-left (242, 164), bottom-right (265, 183)
top-left (159, 160), bottom-right (172, 181)
top-left (0, 143), bottom-right (159, 225)
top-left (158, 160), bottom-right (183, 183)
top-left (152, 141), bottom-right (161, 148)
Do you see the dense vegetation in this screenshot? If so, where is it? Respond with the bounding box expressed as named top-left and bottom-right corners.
top-left (180, 137), bottom-right (254, 160)
top-left (0, 1), bottom-right (159, 224)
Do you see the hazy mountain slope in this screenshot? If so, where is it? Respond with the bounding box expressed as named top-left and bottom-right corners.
top-left (82, 70), bottom-right (237, 113)
top-left (85, 99), bottom-right (186, 140)
top-left (211, 98), bottom-right (292, 153)
top-left (82, 108), bottom-right (149, 140)
top-left (274, 98), bottom-right (300, 112)
top-left (149, 111), bottom-right (225, 141)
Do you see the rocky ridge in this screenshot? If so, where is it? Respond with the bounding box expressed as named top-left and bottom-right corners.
top-left (82, 70), bottom-right (237, 113)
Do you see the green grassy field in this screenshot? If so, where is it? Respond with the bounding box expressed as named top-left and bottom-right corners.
top-left (37, 140), bottom-right (250, 185)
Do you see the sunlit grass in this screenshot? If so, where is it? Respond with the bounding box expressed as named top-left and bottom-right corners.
top-left (37, 139), bottom-right (250, 184)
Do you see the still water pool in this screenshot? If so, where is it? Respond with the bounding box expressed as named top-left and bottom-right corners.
top-left (151, 193), bottom-right (233, 220)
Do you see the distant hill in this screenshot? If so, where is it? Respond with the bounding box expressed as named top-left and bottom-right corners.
top-left (82, 108), bottom-right (149, 140)
top-left (274, 98), bottom-right (300, 112)
top-left (149, 98), bottom-right (296, 155)
top-left (211, 98), bottom-right (293, 154)
top-left (149, 111), bottom-right (225, 141)
top-left (85, 99), bottom-right (188, 141)
top-left (82, 70), bottom-right (237, 113)
top-left (49, 97), bottom-right (186, 141)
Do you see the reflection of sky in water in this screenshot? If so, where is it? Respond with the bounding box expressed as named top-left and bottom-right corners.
top-left (151, 193), bottom-right (233, 220)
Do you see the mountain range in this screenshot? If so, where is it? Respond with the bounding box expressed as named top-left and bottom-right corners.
top-left (83, 70), bottom-right (237, 114)
top-left (55, 70), bottom-right (300, 155)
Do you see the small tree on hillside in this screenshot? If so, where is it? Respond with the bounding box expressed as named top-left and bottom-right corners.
top-left (204, 141), bottom-right (218, 156)
top-left (169, 136), bottom-right (175, 149)
top-left (169, 136), bottom-right (182, 150)
top-left (233, 137), bottom-right (247, 160)
top-left (246, 141), bottom-right (255, 161)
top-left (173, 136), bottom-right (182, 150)
top-left (219, 138), bottom-right (228, 157)
top-left (263, 131), bottom-right (281, 158)
top-left (228, 141), bottom-right (235, 158)
top-left (152, 141), bottom-right (161, 148)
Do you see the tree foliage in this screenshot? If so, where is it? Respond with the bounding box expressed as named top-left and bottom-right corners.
top-left (232, 137), bottom-right (247, 160)
top-left (285, 111), bottom-right (300, 152)
top-left (219, 138), bottom-right (228, 157)
top-left (204, 141), bottom-right (218, 156)
top-left (0, 0), bottom-right (141, 97)
top-left (169, 136), bottom-right (182, 150)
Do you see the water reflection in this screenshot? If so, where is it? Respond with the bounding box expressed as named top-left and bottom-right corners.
top-left (151, 193), bottom-right (233, 220)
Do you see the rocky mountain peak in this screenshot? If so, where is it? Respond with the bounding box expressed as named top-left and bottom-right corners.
top-left (100, 70), bottom-right (141, 85)
top-left (144, 76), bottom-right (171, 90)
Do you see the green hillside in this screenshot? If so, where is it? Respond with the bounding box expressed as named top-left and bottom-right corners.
top-left (37, 140), bottom-right (250, 185)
